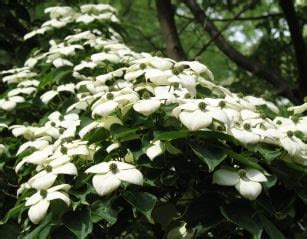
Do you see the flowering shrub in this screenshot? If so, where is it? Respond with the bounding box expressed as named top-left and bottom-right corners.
top-left (0, 4), bottom-right (307, 238)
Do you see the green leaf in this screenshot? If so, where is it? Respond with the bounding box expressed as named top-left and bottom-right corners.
top-left (111, 126), bottom-right (140, 142)
top-left (154, 130), bottom-right (190, 141)
top-left (24, 214), bottom-right (52, 239)
top-left (39, 68), bottom-right (71, 88)
top-left (0, 203), bottom-right (24, 225)
top-left (191, 144), bottom-right (226, 172)
top-left (91, 199), bottom-right (122, 225)
top-left (220, 147), bottom-right (264, 171)
top-left (220, 203), bottom-right (263, 239)
top-left (165, 141), bottom-right (182, 155)
top-left (63, 208), bottom-right (93, 239)
top-left (85, 127), bottom-right (110, 144)
top-left (259, 215), bottom-right (286, 239)
top-left (122, 191), bottom-right (157, 223)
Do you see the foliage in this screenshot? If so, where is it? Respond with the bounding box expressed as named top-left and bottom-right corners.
top-left (0, 3), bottom-right (307, 239)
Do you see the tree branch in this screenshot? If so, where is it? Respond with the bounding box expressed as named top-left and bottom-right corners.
top-left (279, 0), bottom-right (307, 99)
top-left (183, 0), bottom-right (297, 102)
top-left (195, 1), bottom-right (256, 57)
top-left (155, 0), bottom-right (186, 61)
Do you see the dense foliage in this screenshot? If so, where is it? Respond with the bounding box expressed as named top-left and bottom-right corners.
top-left (0, 3), bottom-right (307, 239)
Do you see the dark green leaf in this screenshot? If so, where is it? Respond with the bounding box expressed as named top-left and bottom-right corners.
top-left (259, 215), bottom-right (286, 239)
top-left (85, 127), bottom-right (110, 144)
top-left (191, 143), bottom-right (226, 172)
top-left (24, 214), bottom-right (52, 239)
top-left (91, 199), bottom-right (122, 225)
top-left (154, 130), bottom-right (190, 141)
top-left (122, 191), bottom-right (157, 223)
top-left (221, 203), bottom-right (263, 239)
top-left (63, 208), bottom-right (93, 239)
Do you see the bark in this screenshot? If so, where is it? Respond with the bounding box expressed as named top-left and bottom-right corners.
top-left (279, 0), bottom-right (307, 100)
top-left (155, 0), bottom-right (186, 61)
top-left (183, 0), bottom-right (298, 102)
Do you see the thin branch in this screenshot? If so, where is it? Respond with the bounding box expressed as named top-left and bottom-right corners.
top-left (279, 0), bottom-right (307, 100)
top-left (183, 0), bottom-right (297, 102)
top-left (155, 0), bottom-right (186, 61)
top-left (209, 13), bottom-right (283, 21)
top-left (195, 1), bottom-right (256, 57)
top-left (176, 13), bottom-right (283, 22)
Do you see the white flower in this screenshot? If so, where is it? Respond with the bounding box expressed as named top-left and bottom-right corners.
top-left (25, 184), bottom-right (71, 224)
top-left (40, 84), bottom-right (75, 104)
top-left (230, 127), bottom-right (261, 144)
top-left (7, 86), bottom-right (37, 97)
top-left (106, 142), bottom-right (121, 153)
top-left (244, 96), bottom-right (279, 113)
top-left (53, 58), bottom-right (73, 68)
top-left (133, 99), bottom-right (161, 116)
top-left (24, 27), bottom-right (51, 40)
top-left (146, 140), bottom-right (165, 160)
top-left (288, 102), bottom-right (307, 115)
top-left (213, 168), bottom-right (267, 200)
top-left (16, 137), bottom-right (50, 156)
top-left (15, 146), bottom-right (54, 172)
top-left (45, 6), bottom-right (74, 19)
top-left (91, 52), bottom-right (120, 63)
top-left (27, 155), bottom-right (77, 189)
top-left (85, 161), bottom-right (143, 196)
top-left (173, 102), bottom-right (214, 131)
top-left (0, 96), bottom-right (25, 111)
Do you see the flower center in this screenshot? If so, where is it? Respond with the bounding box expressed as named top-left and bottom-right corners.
top-left (238, 169), bottom-right (246, 178)
top-left (243, 123), bottom-right (251, 130)
top-left (172, 82), bottom-right (180, 89)
top-left (45, 165), bottom-right (52, 172)
top-left (172, 66), bottom-right (183, 75)
top-left (276, 120), bottom-right (282, 125)
top-left (219, 101), bottom-right (226, 108)
top-left (50, 122), bottom-right (56, 127)
top-left (287, 131), bottom-right (294, 137)
top-left (142, 91), bottom-right (151, 100)
top-left (59, 128), bottom-right (65, 134)
top-left (109, 163), bottom-right (118, 174)
top-left (216, 125), bottom-right (225, 131)
top-left (139, 63), bottom-right (146, 69)
top-left (52, 86), bottom-right (58, 91)
top-left (198, 102), bottom-right (206, 111)
top-left (59, 115), bottom-right (64, 121)
top-left (291, 115), bottom-right (299, 124)
top-left (155, 51), bottom-right (163, 57)
top-left (40, 189), bottom-right (48, 198)
top-left (106, 92), bottom-right (114, 100)
top-left (61, 146), bottom-right (68, 154)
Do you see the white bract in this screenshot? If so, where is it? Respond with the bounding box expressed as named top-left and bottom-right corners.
top-left (212, 168), bottom-right (268, 200)
top-left (25, 184), bottom-right (71, 224)
top-left (85, 161), bottom-right (143, 196)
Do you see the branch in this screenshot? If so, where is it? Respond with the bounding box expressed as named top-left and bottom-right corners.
top-left (176, 13), bottom-right (283, 22)
top-left (155, 0), bottom-right (186, 61)
top-left (183, 0), bottom-right (297, 102)
top-left (195, 1), bottom-right (256, 57)
top-left (209, 13), bottom-right (283, 22)
top-left (279, 0), bottom-right (307, 99)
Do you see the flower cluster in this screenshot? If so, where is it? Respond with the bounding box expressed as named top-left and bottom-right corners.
top-left (0, 4), bottom-right (306, 227)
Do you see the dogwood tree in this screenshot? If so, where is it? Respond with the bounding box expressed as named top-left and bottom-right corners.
top-left (0, 4), bottom-right (306, 239)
